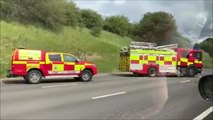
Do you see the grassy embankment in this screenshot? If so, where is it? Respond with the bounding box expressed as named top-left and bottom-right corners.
top-left (202, 52), bottom-right (213, 68)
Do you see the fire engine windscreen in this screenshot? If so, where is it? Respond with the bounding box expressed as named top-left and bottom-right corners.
top-left (194, 52), bottom-right (202, 60)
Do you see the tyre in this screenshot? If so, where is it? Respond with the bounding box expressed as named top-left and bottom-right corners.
top-left (187, 67), bottom-right (196, 77)
top-left (26, 70), bottom-right (42, 84)
top-left (148, 67), bottom-right (157, 77)
top-left (80, 70), bottom-right (93, 82)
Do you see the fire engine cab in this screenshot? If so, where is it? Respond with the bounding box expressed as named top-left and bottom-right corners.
top-left (7, 49), bottom-right (98, 84)
top-left (119, 42), bottom-right (203, 77)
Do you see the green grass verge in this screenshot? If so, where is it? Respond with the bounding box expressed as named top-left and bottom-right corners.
top-left (0, 21), bottom-right (131, 76)
top-left (202, 52), bottom-right (213, 69)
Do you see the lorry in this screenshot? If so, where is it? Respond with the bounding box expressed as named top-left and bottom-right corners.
top-left (7, 49), bottom-right (98, 84)
top-left (119, 42), bottom-right (203, 77)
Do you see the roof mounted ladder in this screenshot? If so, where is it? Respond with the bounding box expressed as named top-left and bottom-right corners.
top-left (155, 44), bottom-right (178, 50)
top-left (129, 42), bottom-right (157, 49)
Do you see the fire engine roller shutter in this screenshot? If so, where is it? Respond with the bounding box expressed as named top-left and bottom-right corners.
top-left (158, 53), bottom-right (177, 73)
top-left (130, 51), bottom-right (143, 70)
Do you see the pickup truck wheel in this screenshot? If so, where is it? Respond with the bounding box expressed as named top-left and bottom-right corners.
top-left (27, 70), bottom-right (42, 84)
top-left (148, 67), bottom-right (157, 77)
top-left (187, 67), bottom-right (196, 77)
top-left (80, 70), bottom-right (93, 82)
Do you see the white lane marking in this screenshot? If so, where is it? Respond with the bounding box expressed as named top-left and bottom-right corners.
top-left (41, 83), bottom-right (77, 89)
top-left (180, 80), bottom-right (191, 83)
top-left (92, 92), bottom-right (126, 100)
top-left (193, 106), bottom-right (213, 120)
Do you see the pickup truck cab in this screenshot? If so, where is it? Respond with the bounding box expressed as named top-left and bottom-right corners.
top-left (7, 49), bottom-right (98, 84)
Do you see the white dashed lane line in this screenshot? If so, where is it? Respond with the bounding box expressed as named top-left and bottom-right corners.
top-left (193, 106), bottom-right (213, 120)
top-left (180, 80), bottom-right (191, 83)
top-left (41, 83), bottom-right (78, 89)
top-left (91, 92), bottom-right (126, 100)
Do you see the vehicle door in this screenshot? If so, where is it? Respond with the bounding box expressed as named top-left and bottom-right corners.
top-left (63, 54), bottom-right (79, 75)
top-left (193, 51), bottom-right (202, 67)
top-left (46, 53), bottom-right (64, 75)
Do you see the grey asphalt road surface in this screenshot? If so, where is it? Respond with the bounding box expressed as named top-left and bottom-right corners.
top-left (1, 69), bottom-right (213, 119)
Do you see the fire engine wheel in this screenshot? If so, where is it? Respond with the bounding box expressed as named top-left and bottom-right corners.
top-left (80, 70), bottom-right (93, 82)
top-left (187, 67), bottom-right (196, 77)
top-left (148, 67), bottom-right (157, 77)
top-left (26, 70), bottom-right (42, 84)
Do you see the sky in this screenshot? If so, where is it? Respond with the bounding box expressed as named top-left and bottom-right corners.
top-left (73, 0), bottom-right (213, 43)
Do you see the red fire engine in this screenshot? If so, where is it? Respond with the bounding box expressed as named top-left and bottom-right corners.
top-left (119, 42), bottom-right (203, 77)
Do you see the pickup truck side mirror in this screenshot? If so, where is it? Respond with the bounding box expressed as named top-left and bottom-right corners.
top-left (198, 75), bottom-right (213, 102)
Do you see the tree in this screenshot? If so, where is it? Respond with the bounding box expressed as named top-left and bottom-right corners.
top-left (136, 11), bottom-right (177, 44)
top-left (103, 15), bottom-right (131, 36)
top-left (63, 1), bottom-right (80, 27)
top-left (80, 9), bottom-right (103, 29)
top-left (29, 0), bottom-right (67, 30)
top-left (197, 38), bottom-right (213, 57)
top-left (0, 0), bottom-right (79, 30)
top-left (79, 9), bottom-right (103, 36)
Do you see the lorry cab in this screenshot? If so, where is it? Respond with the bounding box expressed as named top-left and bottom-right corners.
top-left (7, 49), bottom-right (98, 84)
top-left (175, 48), bottom-right (203, 76)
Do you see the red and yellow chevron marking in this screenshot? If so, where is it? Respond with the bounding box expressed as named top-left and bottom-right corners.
top-left (12, 61), bottom-right (88, 73)
top-left (177, 58), bottom-right (202, 66)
